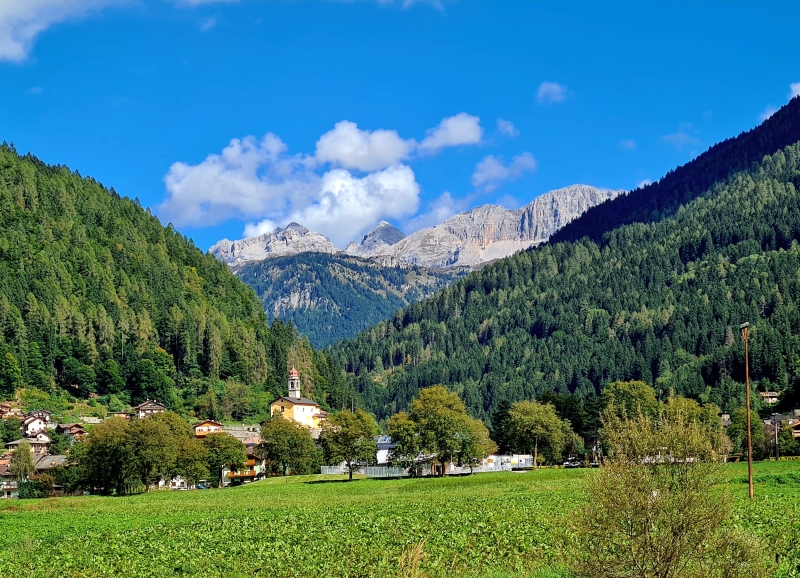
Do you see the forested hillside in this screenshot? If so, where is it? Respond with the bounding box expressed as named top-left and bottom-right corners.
top-left (332, 134), bottom-right (800, 421)
top-left (235, 253), bottom-right (464, 348)
top-left (0, 144), bottom-right (348, 420)
top-left (551, 96), bottom-right (800, 244)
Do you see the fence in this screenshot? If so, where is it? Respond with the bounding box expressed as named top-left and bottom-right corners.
top-left (321, 463), bottom-right (514, 477)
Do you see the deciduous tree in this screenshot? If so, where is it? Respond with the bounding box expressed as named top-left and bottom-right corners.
top-left (320, 409), bottom-right (377, 481)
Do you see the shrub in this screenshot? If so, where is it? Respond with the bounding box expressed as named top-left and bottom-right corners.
top-left (569, 405), bottom-right (768, 578)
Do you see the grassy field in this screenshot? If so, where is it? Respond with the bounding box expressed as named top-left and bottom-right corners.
top-left (1, 462), bottom-right (799, 578)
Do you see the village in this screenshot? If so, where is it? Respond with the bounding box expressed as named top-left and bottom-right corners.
top-left (2, 367), bottom-right (799, 499)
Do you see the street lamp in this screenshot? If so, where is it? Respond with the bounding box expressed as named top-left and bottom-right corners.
top-left (740, 322), bottom-right (754, 499)
top-left (771, 413), bottom-right (781, 460)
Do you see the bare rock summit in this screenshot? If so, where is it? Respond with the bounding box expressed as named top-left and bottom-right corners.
top-left (209, 222), bottom-right (339, 266)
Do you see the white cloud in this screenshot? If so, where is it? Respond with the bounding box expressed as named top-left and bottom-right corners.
top-left (496, 118), bottom-right (519, 137)
top-left (759, 106), bottom-right (778, 122)
top-left (471, 152), bottom-right (537, 192)
top-left (536, 81), bottom-right (567, 104)
top-left (160, 132), bottom-right (421, 248)
top-left (418, 113), bottom-right (483, 152)
top-left (316, 114), bottom-right (482, 171)
top-left (0, 0), bottom-right (243, 63)
top-left (662, 123), bottom-right (700, 150)
top-left (619, 139), bottom-right (636, 149)
top-left (637, 179), bottom-right (651, 189)
top-left (315, 121), bottom-right (414, 172)
top-left (286, 165), bottom-right (420, 247)
top-left (0, 0), bottom-right (127, 62)
top-left (199, 16), bottom-right (216, 31)
top-left (790, 82), bottom-right (800, 99)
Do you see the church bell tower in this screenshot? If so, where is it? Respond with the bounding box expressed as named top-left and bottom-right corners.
top-left (288, 367), bottom-right (301, 399)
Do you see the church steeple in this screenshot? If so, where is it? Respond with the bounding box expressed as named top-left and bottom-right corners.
top-left (288, 367), bottom-right (301, 399)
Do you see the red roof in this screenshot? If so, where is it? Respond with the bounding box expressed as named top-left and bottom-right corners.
top-left (289, 367), bottom-right (299, 378)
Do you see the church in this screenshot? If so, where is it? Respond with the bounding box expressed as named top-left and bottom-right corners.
top-left (270, 367), bottom-right (328, 432)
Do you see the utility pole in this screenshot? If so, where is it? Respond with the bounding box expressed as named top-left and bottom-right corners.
top-left (740, 322), bottom-right (754, 499)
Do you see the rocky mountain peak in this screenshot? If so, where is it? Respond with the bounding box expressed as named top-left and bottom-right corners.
top-left (346, 221), bottom-right (407, 257)
top-left (209, 223), bottom-right (339, 266)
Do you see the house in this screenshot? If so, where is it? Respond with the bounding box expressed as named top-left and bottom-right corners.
top-left (375, 435), bottom-right (397, 465)
top-left (759, 391), bottom-right (780, 405)
top-left (55, 423), bottom-right (86, 443)
top-left (34, 454), bottom-right (68, 473)
top-left (792, 421), bottom-right (800, 440)
top-left (270, 367), bottom-right (328, 432)
top-left (109, 412), bottom-right (133, 420)
top-left (6, 432), bottom-right (51, 455)
top-left (193, 420), bottom-right (224, 438)
top-left (0, 453), bottom-right (17, 499)
top-left (222, 449), bottom-right (267, 487)
top-left (719, 411), bottom-right (732, 428)
top-left (22, 412), bottom-right (50, 437)
top-left (131, 400), bottom-right (166, 419)
top-left (0, 403), bottom-right (22, 419)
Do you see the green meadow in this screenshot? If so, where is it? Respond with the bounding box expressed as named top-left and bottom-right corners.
top-left (2, 462), bottom-right (799, 578)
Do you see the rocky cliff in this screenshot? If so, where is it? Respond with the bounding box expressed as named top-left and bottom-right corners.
top-left (354, 185), bottom-right (622, 268)
top-left (211, 184), bottom-right (621, 269)
top-left (210, 222), bottom-right (339, 265)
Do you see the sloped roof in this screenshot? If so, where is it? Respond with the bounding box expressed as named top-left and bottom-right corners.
top-left (132, 400), bottom-right (166, 410)
top-left (34, 454), bottom-right (68, 470)
top-left (271, 396), bottom-right (320, 407)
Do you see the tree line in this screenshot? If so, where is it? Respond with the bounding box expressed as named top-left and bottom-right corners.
top-left (331, 140), bottom-right (800, 427)
top-left (0, 144), bottom-right (349, 423)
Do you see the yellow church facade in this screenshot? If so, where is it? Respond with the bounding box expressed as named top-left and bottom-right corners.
top-left (270, 367), bottom-right (328, 430)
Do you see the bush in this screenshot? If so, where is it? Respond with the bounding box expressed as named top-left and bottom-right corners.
top-left (569, 406), bottom-right (768, 578)
top-left (17, 474), bottom-right (55, 499)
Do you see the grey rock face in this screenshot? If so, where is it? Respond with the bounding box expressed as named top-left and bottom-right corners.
top-left (210, 184), bottom-right (621, 269)
top-left (345, 220), bottom-right (407, 257)
top-left (359, 185), bottom-right (623, 268)
top-left (209, 222), bottom-right (339, 265)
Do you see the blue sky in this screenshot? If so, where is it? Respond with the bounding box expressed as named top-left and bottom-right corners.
top-left (2, 1), bottom-right (799, 249)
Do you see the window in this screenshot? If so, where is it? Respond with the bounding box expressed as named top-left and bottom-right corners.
top-left (280, 406), bottom-right (285, 412)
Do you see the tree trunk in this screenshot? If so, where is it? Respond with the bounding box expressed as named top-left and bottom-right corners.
top-left (219, 467), bottom-right (224, 489)
top-left (534, 437), bottom-right (538, 469)
top-left (348, 461), bottom-right (353, 481)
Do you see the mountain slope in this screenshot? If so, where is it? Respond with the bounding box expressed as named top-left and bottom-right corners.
top-left (551, 96), bottom-right (800, 245)
top-left (234, 253), bottom-right (465, 348)
top-left (331, 116), bottom-right (800, 420)
top-left (0, 145), bottom-right (344, 418)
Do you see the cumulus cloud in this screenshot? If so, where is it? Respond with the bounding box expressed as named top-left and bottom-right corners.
top-left (471, 152), bottom-right (537, 192)
top-left (316, 114), bottom-right (482, 171)
top-left (418, 113), bottom-right (483, 152)
top-left (662, 124), bottom-right (700, 150)
top-left (315, 121), bottom-right (414, 172)
top-left (160, 132), bottom-right (422, 248)
top-left (620, 139), bottom-right (636, 149)
top-left (790, 82), bottom-right (800, 99)
top-left (496, 118), bottom-right (519, 137)
top-left (536, 81), bottom-right (567, 104)
top-left (637, 179), bottom-right (651, 189)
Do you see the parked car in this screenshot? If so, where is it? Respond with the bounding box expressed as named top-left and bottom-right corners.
top-left (563, 457), bottom-right (582, 468)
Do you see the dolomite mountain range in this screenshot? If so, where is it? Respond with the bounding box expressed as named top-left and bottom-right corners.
top-left (210, 184), bottom-right (624, 270)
